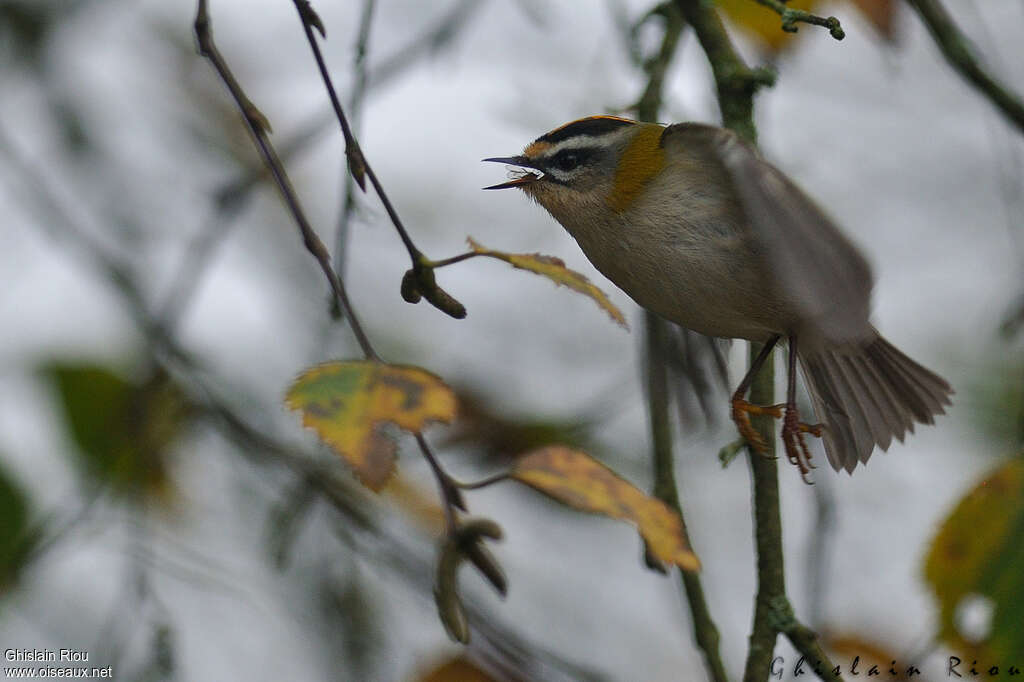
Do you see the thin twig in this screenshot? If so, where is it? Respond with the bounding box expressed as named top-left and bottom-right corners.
top-left (628, 5), bottom-right (729, 680)
top-left (906, 0), bottom-right (1024, 135)
top-left (672, 1), bottom-right (842, 679)
top-left (751, 0), bottom-right (845, 40)
top-left (333, 0), bottom-right (377, 280)
top-left (285, 0), bottom-right (472, 537)
top-left (290, 0), bottom-right (467, 320)
top-left (646, 315), bottom-right (731, 682)
top-left (292, 1), bottom-right (418, 264)
top-left (193, 0), bottom-right (378, 360)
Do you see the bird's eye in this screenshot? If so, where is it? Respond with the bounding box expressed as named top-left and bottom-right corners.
top-left (553, 150), bottom-right (580, 171)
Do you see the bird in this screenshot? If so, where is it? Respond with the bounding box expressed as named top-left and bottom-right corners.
top-left (483, 115), bottom-right (952, 479)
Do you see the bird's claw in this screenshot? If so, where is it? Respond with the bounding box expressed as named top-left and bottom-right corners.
top-left (731, 398), bottom-right (782, 456)
top-left (782, 407), bottom-right (822, 484)
top-left (731, 397), bottom-right (824, 483)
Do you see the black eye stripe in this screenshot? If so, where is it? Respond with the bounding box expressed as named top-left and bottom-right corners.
top-left (547, 147), bottom-right (595, 172)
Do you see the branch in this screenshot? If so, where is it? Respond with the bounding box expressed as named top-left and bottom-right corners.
top-left (906, 0), bottom-right (1024, 135)
top-left (628, 6), bottom-right (729, 681)
top-left (193, 0), bottom-right (379, 360)
top-left (673, 0), bottom-right (774, 144)
top-left (672, 1), bottom-right (842, 680)
top-left (291, 0), bottom-right (467, 320)
top-left (333, 0), bottom-right (376, 281)
top-left (751, 0), bottom-right (844, 40)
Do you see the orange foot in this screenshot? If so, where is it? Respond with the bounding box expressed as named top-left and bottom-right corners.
top-left (730, 398), bottom-right (782, 455)
top-left (782, 407), bottom-right (823, 484)
top-left (731, 398), bottom-right (824, 483)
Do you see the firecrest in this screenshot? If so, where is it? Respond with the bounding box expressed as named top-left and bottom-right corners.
top-left (484, 115), bottom-right (952, 478)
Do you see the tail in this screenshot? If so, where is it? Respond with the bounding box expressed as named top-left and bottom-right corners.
top-left (798, 336), bottom-right (953, 473)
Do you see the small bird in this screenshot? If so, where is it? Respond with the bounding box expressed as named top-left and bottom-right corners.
top-left (484, 116), bottom-right (952, 479)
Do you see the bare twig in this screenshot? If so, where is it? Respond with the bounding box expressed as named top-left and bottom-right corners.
top-left (333, 0), bottom-right (376, 280)
top-left (751, 0), bottom-right (845, 40)
top-left (290, 0), bottom-right (466, 320)
top-left (193, 0), bottom-right (378, 359)
top-left (906, 0), bottom-right (1024, 135)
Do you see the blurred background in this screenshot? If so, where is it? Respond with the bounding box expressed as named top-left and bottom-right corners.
top-left (1, 0), bottom-right (1022, 680)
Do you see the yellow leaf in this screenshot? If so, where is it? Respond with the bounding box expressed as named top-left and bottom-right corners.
top-left (417, 656), bottom-right (498, 682)
top-left (466, 237), bottom-right (628, 329)
top-left (716, 0), bottom-right (819, 52)
top-left (923, 457), bottom-right (1024, 661)
top-left (510, 446), bottom-right (699, 571)
top-left (285, 361), bottom-right (457, 491)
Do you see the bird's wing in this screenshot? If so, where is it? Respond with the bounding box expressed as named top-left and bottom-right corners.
top-left (661, 123), bottom-right (874, 344)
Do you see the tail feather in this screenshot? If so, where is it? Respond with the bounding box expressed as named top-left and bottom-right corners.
top-left (799, 336), bottom-right (952, 473)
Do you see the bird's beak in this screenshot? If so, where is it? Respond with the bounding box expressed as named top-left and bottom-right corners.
top-left (482, 155), bottom-right (542, 190)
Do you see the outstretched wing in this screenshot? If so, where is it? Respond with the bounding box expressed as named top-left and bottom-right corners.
top-left (662, 123), bottom-right (874, 344)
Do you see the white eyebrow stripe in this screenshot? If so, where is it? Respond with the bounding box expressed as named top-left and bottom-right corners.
top-left (538, 136), bottom-right (606, 158)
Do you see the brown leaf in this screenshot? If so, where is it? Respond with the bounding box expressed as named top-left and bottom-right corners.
top-left (510, 446), bottom-right (699, 571)
top-left (466, 237), bottom-right (628, 329)
top-left (851, 0), bottom-right (899, 41)
top-left (418, 656), bottom-right (499, 682)
top-left (285, 361), bottom-right (457, 491)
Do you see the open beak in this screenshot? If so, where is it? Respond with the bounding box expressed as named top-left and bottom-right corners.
top-left (482, 155), bottom-right (543, 190)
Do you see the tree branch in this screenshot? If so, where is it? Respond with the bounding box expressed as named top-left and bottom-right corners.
top-left (672, 1), bottom-right (842, 679)
top-left (290, 0), bottom-right (467, 320)
top-left (193, 0), bottom-right (379, 360)
top-left (627, 5), bottom-right (729, 680)
top-left (906, 0), bottom-right (1024, 135)
top-left (751, 0), bottom-right (844, 40)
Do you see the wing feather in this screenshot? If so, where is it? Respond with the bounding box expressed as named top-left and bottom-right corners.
top-left (662, 124), bottom-right (874, 344)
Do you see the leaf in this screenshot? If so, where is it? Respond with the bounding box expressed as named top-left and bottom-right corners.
top-left (717, 0), bottom-right (897, 52)
top-left (285, 361), bottom-right (457, 491)
top-left (923, 457), bottom-right (1024, 662)
top-left (0, 461), bottom-right (33, 592)
top-left (850, 0), bottom-right (899, 41)
top-left (418, 656), bottom-right (499, 682)
top-left (716, 0), bottom-right (820, 52)
top-left (823, 633), bottom-right (918, 680)
top-left (466, 237), bottom-right (628, 329)
top-left (510, 446), bottom-right (699, 571)
top-left (45, 363), bottom-right (187, 501)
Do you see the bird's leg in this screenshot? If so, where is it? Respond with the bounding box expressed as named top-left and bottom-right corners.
top-left (780, 336), bottom-right (824, 484)
top-left (731, 336), bottom-right (782, 454)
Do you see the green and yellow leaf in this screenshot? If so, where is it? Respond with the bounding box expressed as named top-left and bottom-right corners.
top-left (45, 363), bottom-right (187, 502)
top-left (923, 456), bottom-right (1024, 662)
top-left (510, 446), bottom-right (699, 571)
top-left (466, 237), bottom-right (628, 329)
top-left (285, 361), bottom-right (457, 491)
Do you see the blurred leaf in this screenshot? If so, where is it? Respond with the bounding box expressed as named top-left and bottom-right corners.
top-left (824, 633), bottom-right (917, 679)
top-left (382, 473), bottom-right (446, 533)
top-left (46, 363), bottom-right (189, 501)
top-left (321, 568), bottom-right (381, 680)
top-left (924, 457), bottom-right (1024, 662)
top-left (717, 0), bottom-right (897, 53)
top-left (443, 387), bottom-right (595, 465)
top-left (716, 0), bottom-right (819, 52)
top-left (418, 655), bottom-right (499, 682)
top-left (968, 342), bottom-right (1024, 448)
top-left (466, 237), bottom-right (628, 329)
top-left (851, 0), bottom-right (898, 40)
top-left (0, 461), bottom-right (33, 592)
top-left (285, 361), bottom-right (457, 491)
top-left (510, 446), bottom-right (699, 571)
